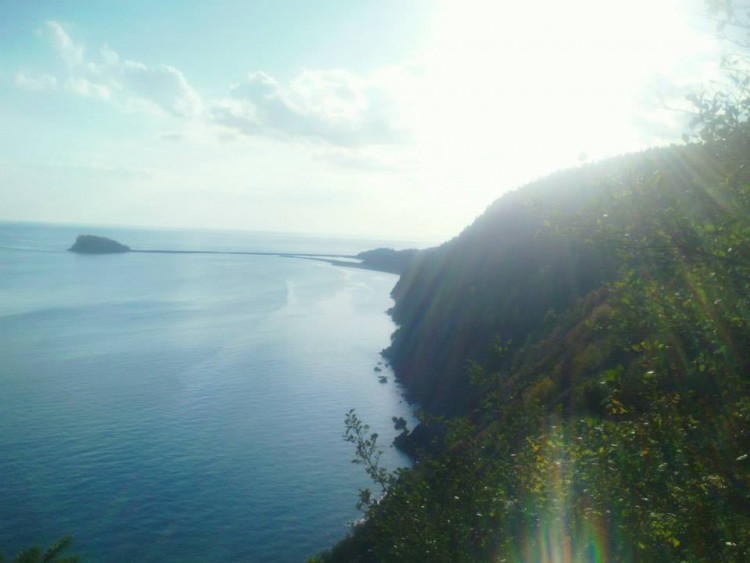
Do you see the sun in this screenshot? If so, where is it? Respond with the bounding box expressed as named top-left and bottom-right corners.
top-left (404, 0), bottom-right (720, 212)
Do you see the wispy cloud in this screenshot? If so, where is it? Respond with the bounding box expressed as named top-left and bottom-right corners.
top-left (27, 158), bottom-right (152, 182)
top-left (20, 21), bottom-right (202, 117)
top-left (43, 20), bottom-right (85, 67)
top-left (316, 146), bottom-right (409, 173)
top-left (212, 69), bottom-right (406, 146)
top-left (14, 72), bottom-right (58, 90)
top-left (16, 22), bottom-right (406, 148)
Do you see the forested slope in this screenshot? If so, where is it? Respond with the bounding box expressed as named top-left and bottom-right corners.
top-left (315, 126), bottom-right (750, 562)
top-left (385, 142), bottom-right (744, 416)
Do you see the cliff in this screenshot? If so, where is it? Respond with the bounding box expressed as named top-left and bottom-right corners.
top-left (384, 158), bottom-right (628, 414)
top-left (384, 141), bottom-right (750, 416)
top-left (317, 129), bottom-right (750, 562)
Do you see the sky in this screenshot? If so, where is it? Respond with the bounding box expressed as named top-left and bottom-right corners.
top-left (0, 0), bottom-right (728, 241)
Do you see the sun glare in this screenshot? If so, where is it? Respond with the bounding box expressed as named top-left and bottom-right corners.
top-left (410, 0), bottom-right (719, 208)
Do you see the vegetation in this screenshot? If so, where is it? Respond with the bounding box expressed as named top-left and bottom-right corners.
top-left (356, 248), bottom-right (420, 275)
top-left (315, 26), bottom-right (750, 560)
top-left (0, 536), bottom-right (79, 563)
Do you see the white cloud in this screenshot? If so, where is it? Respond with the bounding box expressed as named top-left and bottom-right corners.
top-left (212, 69), bottom-right (406, 146)
top-left (14, 72), bottom-right (58, 91)
top-left (29, 158), bottom-right (151, 181)
top-left (71, 77), bottom-right (113, 100)
top-left (21, 22), bottom-right (403, 148)
top-left (96, 44), bottom-right (202, 116)
top-left (28, 21), bottom-right (202, 117)
top-left (316, 146), bottom-right (410, 173)
top-left (42, 21), bottom-right (84, 67)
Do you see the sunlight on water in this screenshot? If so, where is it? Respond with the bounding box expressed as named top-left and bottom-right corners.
top-left (0, 222), bottom-right (417, 561)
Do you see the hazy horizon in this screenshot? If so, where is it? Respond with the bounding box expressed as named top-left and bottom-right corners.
top-left (1, 0), bottom-right (725, 240)
top-left (0, 217), bottom-right (441, 250)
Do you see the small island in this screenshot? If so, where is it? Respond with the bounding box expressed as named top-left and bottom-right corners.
top-left (69, 235), bottom-right (131, 254)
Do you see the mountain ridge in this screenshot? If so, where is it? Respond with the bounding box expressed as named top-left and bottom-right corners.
top-left (315, 129), bottom-right (750, 562)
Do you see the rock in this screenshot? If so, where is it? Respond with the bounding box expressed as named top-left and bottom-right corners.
top-left (69, 235), bottom-right (131, 254)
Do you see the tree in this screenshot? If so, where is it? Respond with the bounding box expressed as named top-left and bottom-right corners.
top-left (343, 409), bottom-right (391, 512)
top-left (690, 1), bottom-right (750, 141)
top-left (1, 536), bottom-right (79, 563)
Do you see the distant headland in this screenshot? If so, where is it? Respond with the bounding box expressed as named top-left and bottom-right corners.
top-left (69, 235), bottom-right (131, 254)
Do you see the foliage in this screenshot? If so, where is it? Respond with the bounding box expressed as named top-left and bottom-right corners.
top-left (318, 106), bottom-right (750, 562)
top-left (315, 10), bottom-right (750, 558)
top-left (0, 536), bottom-right (79, 563)
top-left (689, 1), bottom-right (750, 142)
top-left (343, 409), bottom-right (393, 512)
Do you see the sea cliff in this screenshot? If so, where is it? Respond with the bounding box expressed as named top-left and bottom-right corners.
top-left (316, 129), bottom-right (750, 562)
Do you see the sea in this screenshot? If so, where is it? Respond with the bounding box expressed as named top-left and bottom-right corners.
top-left (0, 221), bottom-right (420, 562)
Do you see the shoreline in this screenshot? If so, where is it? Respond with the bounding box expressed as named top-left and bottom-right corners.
top-left (68, 235), bottom-right (421, 275)
top-left (75, 248), bottom-right (406, 275)
top-left (133, 249), bottom-right (398, 273)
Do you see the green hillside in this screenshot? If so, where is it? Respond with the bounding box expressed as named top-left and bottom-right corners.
top-left (315, 123), bottom-right (750, 561)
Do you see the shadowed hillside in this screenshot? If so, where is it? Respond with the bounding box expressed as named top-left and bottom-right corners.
top-left (314, 125), bottom-right (750, 562)
top-left (385, 145), bottom-right (736, 416)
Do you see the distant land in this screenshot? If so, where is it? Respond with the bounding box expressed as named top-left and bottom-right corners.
top-left (66, 234), bottom-right (420, 274)
top-left (69, 234), bottom-right (131, 253)
top-left (355, 248), bottom-right (420, 274)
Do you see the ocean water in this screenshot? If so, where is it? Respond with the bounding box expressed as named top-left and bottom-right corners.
top-left (0, 222), bottom-right (417, 562)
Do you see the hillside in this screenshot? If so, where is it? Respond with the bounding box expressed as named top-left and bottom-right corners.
top-left (315, 127), bottom-right (750, 562)
top-left (386, 141), bottom-right (749, 417)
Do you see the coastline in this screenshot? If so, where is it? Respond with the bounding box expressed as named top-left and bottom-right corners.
top-left (68, 233), bottom-right (413, 275)
top-left (2, 225), bottom-right (415, 561)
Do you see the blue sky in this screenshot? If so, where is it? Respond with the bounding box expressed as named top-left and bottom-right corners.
top-left (0, 0), bottom-right (725, 240)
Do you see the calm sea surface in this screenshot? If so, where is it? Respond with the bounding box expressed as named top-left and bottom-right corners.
top-left (0, 222), bottom-right (417, 562)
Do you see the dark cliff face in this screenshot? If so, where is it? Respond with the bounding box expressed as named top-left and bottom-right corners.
top-left (383, 147), bottom-right (710, 416)
top-left (69, 235), bottom-right (131, 254)
top-left (320, 127), bottom-right (750, 562)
